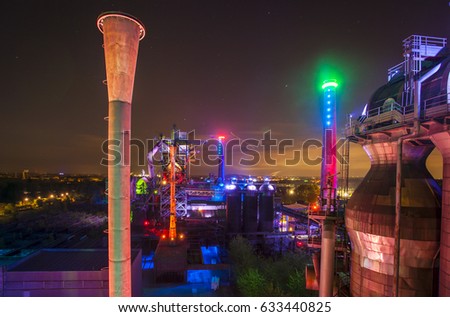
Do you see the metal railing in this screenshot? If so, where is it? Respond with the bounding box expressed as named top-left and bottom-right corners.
top-left (403, 35), bottom-right (447, 54)
top-left (366, 100), bottom-right (405, 117)
top-left (307, 236), bottom-right (348, 251)
top-left (346, 93), bottom-right (449, 137)
top-left (424, 92), bottom-right (450, 108)
top-left (423, 93), bottom-right (450, 120)
top-left (345, 102), bottom-right (411, 136)
top-left (388, 61), bottom-right (405, 81)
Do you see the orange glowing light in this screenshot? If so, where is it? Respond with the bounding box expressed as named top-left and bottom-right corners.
top-left (161, 234), bottom-right (166, 239)
top-left (218, 135), bottom-right (225, 140)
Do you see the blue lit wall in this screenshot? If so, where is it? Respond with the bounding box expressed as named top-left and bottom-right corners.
top-left (201, 246), bottom-right (221, 264)
top-left (187, 269), bottom-right (230, 284)
top-left (141, 252), bottom-right (155, 270)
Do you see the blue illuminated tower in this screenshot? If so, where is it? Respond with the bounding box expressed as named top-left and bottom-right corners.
top-left (319, 79), bottom-right (338, 297)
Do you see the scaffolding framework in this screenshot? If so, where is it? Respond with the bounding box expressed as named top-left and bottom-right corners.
top-left (160, 184), bottom-right (187, 218)
top-left (402, 35), bottom-right (446, 106)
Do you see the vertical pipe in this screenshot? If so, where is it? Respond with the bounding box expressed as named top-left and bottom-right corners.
top-left (319, 219), bottom-right (336, 296)
top-left (97, 12), bottom-right (145, 297)
top-left (218, 138), bottom-right (225, 183)
top-left (393, 138), bottom-right (402, 297)
top-left (169, 144), bottom-right (177, 241)
top-left (393, 76), bottom-right (423, 296)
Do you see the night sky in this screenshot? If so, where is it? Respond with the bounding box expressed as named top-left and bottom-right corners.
top-left (1, 0), bottom-right (449, 177)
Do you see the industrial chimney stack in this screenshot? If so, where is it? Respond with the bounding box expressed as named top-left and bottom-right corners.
top-left (97, 12), bottom-right (145, 297)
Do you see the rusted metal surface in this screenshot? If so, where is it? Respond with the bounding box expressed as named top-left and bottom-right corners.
top-left (346, 141), bottom-right (441, 296)
top-left (430, 131), bottom-right (450, 296)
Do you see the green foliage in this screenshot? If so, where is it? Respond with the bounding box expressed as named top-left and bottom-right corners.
top-left (264, 281), bottom-right (286, 297)
top-left (296, 183), bottom-right (320, 204)
top-left (287, 269), bottom-right (307, 296)
top-left (4, 203), bottom-right (16, 214)
top-left (229, 236), bottom-right (316, 297)
top-left (280, 183), bottom-right (319, 205)
top-left (228, 235), bottom-right (259, 274)
top-left (236, 268), bottom-right (267, 297)
top-left (261, 252), bottom-right (314, 296)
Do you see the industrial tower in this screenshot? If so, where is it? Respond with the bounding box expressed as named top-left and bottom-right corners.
top-left (97, 12), bottom-right (145, 297)
top-left (308, 80), bottom-right (341, 297)
top-left (346, 35), bottom-right (447, 296)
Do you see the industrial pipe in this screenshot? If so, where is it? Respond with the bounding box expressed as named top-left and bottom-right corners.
top-left (218, 136), bottom-right (225, 183)
top-left (392, 67), bottom-right (433, 295)
top-left (147, 140), bottom-right (162, 178)
top-left (393, 135), bottom-right (406, 297)
top-left (169, 144), bottom-right (177, 241)
top-left (97, 12), bottom-right (145, 297)
top-left (319, 219), bottom-right (336, 296)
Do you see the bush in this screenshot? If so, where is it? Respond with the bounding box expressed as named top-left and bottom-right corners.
top-left (229, 236), bottom-right (316, 297)
top-left (236, 268), bottom-right (267, 297)
top-left (4, 203), bottom-right (16, 215)
top-left (228, 235), bottom-right (259, 274)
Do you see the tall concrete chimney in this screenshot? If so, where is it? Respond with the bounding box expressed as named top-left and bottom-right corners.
top-left (97, 12), bottom-right (145, 297)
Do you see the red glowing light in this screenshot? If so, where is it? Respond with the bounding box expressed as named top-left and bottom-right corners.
top-left (143, 220), bottom-right (150, 226)
top-left (296, 241), bottom-right (304, 247)
top-left (161, 234), bottom-right (166, 239)
top-left (218, 135), bottom-right (225, 140)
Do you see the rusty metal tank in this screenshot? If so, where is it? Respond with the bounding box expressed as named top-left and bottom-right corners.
top-left (345, 140), bottom-right (441, 296)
